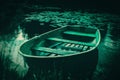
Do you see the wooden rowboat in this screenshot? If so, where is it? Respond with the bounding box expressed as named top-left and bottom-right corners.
top-left (19, 25), bottom-right (100, 57)
top-left (19, 25), bottom-right (101, 79)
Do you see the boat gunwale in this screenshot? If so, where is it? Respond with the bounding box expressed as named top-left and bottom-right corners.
top-left (18, 26), bottom-right (101, 59)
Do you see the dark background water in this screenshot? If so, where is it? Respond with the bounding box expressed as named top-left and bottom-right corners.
top-left (0, 0), bottom-right (120, 80)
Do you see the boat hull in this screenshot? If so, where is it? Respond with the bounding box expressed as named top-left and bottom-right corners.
top-left (19, 26), bottom-right (100, 79)
top-left (24, 49), bottom-right (98, 79)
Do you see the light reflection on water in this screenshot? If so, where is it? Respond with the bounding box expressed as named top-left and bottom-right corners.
top-left (0, 27), bottom-right (28, 79)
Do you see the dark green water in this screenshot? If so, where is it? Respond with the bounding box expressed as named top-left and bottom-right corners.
top-left (0, 10), bottom-right (120, 80)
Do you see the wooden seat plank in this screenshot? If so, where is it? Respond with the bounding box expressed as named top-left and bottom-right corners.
top-left (47, 38), bottom-right (95, 47)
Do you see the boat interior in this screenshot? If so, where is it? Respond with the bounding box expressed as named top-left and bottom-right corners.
top-left (31, 26), bottom-right (99, 56)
